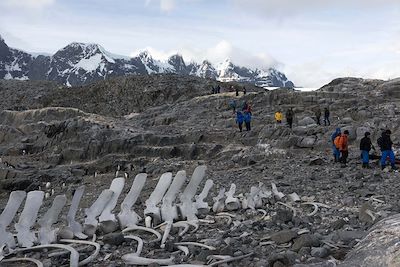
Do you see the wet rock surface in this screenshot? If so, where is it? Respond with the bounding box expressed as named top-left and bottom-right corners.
top-left (0, 76), bottom-right (400, 266)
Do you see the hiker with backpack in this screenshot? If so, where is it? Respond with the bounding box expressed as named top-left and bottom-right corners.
top-left (324, 107), bottom-right (330, 126)
top-left (377, 129), bottom-right (397, 170)
top-left (314, 106), bottom-right (321, 125)
top-left (334, 130), bottom-right (349, 166)
top-left (236, 111), bottom-right (244, 132)
top-left (360, 131), bottom-right (375, 168)
top-left (244, 111), bottom-right (251, 131)
top-left (229, 99), bottom-right (237, 114)
top-left (331, 128), bottom-right (341, 162)
top-left (286, 108), bottom-right (294, 129)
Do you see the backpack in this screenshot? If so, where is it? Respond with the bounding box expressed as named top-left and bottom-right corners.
top-left (331, 131), bottom-right (339, 142)
top-left (334, 135), bottom-right (342, 149)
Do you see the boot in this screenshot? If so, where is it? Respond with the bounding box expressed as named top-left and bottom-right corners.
top-left (392, 164), bottom-right (398, 170)
top-left (362, 163), bottom-right (366, 168)
top-left (381, 165), bottom-right (386, 170)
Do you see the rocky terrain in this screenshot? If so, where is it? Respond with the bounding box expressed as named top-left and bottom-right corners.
top-left (0, 75), bottom-right (400, 266)
top-left (0, 35), bottom-right (294, 88)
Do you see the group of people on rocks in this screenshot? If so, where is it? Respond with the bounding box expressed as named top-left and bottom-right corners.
top-left (314, 106), bottom-right (331, 126)
top-left (274, 106), bottom-right (331, 129)
top-left (233, 101), bottom-right (252, 132)
top-left (331, 128), bottom-right (398, 170)
top-left (274, 108), bottom-right (295, 128)
top-left (211, 84), bottom-right (247, 96)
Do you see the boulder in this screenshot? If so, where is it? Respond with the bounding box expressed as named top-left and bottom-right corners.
top-left (270, 230), bottom-right (298, 244)
top-left (297, 137), bottom-right (316, 148)
top-left (339, 214), bottom-right (400, 266)
top-left (298, 117), bottom-right (316, 126)
top-left (292, 234), bottom-right (320, 252)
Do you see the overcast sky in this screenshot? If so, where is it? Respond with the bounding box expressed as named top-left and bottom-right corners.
top-left (1, 0), bottom-right (400, 87)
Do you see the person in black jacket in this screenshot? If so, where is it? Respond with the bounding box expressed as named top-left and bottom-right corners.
top-left (360, 132), bottom-right (374, 168)
top-left (324, 107), bottom-right (330, 126)
top-left (377, 130), bottom-right (397, 170)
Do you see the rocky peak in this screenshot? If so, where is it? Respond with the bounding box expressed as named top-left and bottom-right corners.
top-left (168, 54), bottom-right (187, 73)
top-left (0, 35), bottom-right (11, 59)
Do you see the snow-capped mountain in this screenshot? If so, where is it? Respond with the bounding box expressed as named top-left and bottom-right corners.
top-left (0, 36), bottom-right (294, 88)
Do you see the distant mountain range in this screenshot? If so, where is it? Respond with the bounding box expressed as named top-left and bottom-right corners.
top-left (0, 35), bottom-right (294, 88)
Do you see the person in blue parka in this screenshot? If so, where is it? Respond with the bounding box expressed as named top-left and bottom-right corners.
top-left (331, 128), bottom-right (341, 162)
top-left (236, 111), bottom-right (244, 132)
top-left (244, 111), bottom-right (251, 131)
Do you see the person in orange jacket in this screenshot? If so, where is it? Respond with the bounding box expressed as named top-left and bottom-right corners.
top-left (334, 130), bottom-right (349, 166)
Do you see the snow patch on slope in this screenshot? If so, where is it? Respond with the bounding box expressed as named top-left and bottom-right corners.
top-left (75, 53), bottom-right (103, 72)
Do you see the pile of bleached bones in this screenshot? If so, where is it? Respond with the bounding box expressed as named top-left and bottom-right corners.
top-left (0, 165), bottom-right (329, 266)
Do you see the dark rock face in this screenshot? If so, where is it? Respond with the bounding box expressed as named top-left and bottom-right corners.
top-left (0, 36), bottom-right (294, 88)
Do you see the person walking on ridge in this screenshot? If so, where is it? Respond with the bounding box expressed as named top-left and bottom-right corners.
top-left (331, 128), bottom-right (341, 162)
top-left (244, 111), bottom-right (251, 131)
top-left (360, 131), bottom-right (374, 168)
top-left (377, 129), bottom-right (397, 170)
top-left (314, 106), bottom-right (321, 125)
top-left (286, 108), bottom-right (294, 129)
top-left (236, 111), bottom-right (244, 132)
top-left (324, 107), bottom-right (330, 126)
top-left (334, 130), bottom-right (349, 167)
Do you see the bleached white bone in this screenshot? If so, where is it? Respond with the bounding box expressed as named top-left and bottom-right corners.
top-left (122, 254), bottom-right (174, 265)
top-left (14, 244), bottom-right (79, 267)
top-left (124, 235), bottom-right (144, 255)
top-left (60, 239), bottom-right (101, 266)
top-left (245, 186), bottom-right (260, 210)
top-left (241, 193), bottom-right (249, 210)
top-left (122, 225), bottom-right (162, 243)
top-left (288, 192), bottom-right (301, 202)
top-left (225, 183), bottom-right (240, 211)
top-left (38, 195), bottom-right (67, 245)
top-left (0, 257), bottom-right (44, 267)
top-left (99, 177), bottom-right (125, 233)
top-left (176, 245), bottom-right (189, 256)
top-left (122, 235), bottom-right (174, 265)
top-left (271, 182), bottom-right (285, 200)
top-left (144, 172), bottom-right (173, 227)
top-left (253, 188), bottom-right (263, 208)
top-left (160, 221), bottom-right (173, 248)
top-left (15, 191), bottom-right (44, 248)
top-left (83, 189), bottom-right (114, 237)
top-left (0, 191), bottom-right (26, 248)
top-left (66, 185), bottom-right (87, 239)
top-left (195, 179), bottom-right (214, 213)
top-left (174, 241), bottom-right (216, 250)
top-left (257, 182), bottom-right (272, 200)
top-left (179, 166), bottom-right (207, 220)
top-left (161, 171), bottom-right (187, 222)
top-left (118, 173), bottom-right (147, 229)
top-left (212, 188), bottom-right (225, 213)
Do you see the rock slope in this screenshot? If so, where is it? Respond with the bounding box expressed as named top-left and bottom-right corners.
top-left (0, 76), bottom-right (399, 266)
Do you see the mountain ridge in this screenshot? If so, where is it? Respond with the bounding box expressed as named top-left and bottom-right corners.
top-left (0, 36), bottom-right (294, 88)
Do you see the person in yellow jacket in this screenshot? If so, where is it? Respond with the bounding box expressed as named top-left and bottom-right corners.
top-left (275, 111), bottom-right (283, 123)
